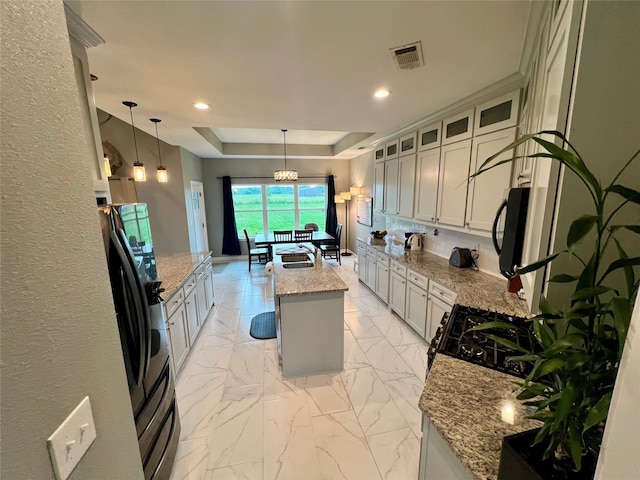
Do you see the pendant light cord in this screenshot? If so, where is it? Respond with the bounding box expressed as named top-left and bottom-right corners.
top-left (153, 121), bottom-right (163, 167)
top-left (127, 105), bottom-right (140, 164)
top-left (282, 128), bottom-right (288, 169)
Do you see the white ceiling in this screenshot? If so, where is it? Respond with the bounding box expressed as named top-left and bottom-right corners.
top-left (67, 0), bottom-right (532, 160)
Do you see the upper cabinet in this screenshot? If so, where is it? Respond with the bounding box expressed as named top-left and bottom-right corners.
top-left (414, 148), bottom-right (440, 222)
top-left (399, 132), bottom-right (417, 156)
top-left (474, 90), bottom-right (521, 137)
top-left (374, 146), bottom-right (385, 163)
top-left (397, 154), bottom-right (416, 218)
top-left (418, 122), bottom-right (442, 151)
top-left (385, 139), bottom-right (399, 160)
top-left (442, 108), bottom-right (475, 145)
top-left (436, 139), bottom-right (472, 227)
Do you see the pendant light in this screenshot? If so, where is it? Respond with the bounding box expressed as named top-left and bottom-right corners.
top-left (150, 118), bottom-right (168, 183)
top-left (274, 129), bottom-right (298, 181)
top-left (123, 101), bottom-right (146, 181)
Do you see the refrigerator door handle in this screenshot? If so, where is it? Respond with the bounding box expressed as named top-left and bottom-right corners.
top-left (117, 229), bottom-right (152, 381)
top-left (111, 230), bottom-right (147, 387)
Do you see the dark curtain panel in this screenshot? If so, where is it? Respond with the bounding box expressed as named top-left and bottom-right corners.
top-left (326, 175), bottom-right (338, 236)
top-left (221, 176), bottom-right (241, 255)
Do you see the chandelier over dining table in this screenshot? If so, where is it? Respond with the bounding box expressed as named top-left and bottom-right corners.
top-left (274, 129), bottom-right (298, 181)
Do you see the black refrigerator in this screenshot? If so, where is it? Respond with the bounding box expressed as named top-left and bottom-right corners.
top-left (99, 203), bottom-right (180, 479)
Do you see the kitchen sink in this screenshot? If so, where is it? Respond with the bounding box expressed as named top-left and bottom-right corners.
top-left (281, 253), bottom-right (311, 262)
top-left (282, 261), bottom-right (314, 269)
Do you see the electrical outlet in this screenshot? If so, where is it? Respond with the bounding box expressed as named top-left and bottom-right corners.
top-left (47, 396), bottom-right (97, 480)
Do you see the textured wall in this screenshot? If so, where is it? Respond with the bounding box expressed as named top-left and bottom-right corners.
top-left (0, 1), bottom-right (143, 478)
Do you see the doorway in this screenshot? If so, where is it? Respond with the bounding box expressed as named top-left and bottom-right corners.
top-left (190, 181), bottom-right (209, 252)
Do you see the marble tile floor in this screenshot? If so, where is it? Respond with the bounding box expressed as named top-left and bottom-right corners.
top-left (170, 256), bottom-right (429, 480)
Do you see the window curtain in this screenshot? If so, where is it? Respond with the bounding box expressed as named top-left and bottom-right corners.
top-left (221, 176), bottom-right (241, 255)
top-left (325, 175), bottom-right (338, 237)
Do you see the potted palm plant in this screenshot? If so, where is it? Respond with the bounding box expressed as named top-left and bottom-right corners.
top-left (469, 130), bottom-right (639, 477)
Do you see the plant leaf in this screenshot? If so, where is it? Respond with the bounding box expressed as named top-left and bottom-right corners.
top-left (610, 225), bottom-right (640, 235)
top-left (507, 354), bottom-right (541, 363)
top-left (606, 184), bottom-right (640, 205)
top-left (599, 257), bottom-right (640, 284)
top-left (553, 383), bottom-right (578, 428)
top-left (482, 333), bottom-right (530, 354)
top-left (567, 215), bottom-right (599, 252)
top-left (570, 285), bottom-right (613, 301)
top-left (534, 358), bottom-right (566, 378)
top-left (533, 318), bottom-right (555, 349)
top-left (610, 296), bottom-right (632, 354)
top-left (612, 237), bottom-right (635, 298)
top-left (547, 333), bottom-right (586, 355)
top-left (569, 425), bottom-right (583, 471)
top-left (517, 252), bottom-right (561, 275)
top-left (533, 423), bottom-right (551, 446)
top-left (465, 321), bottom-right (519, 332)
top-left (583, 391), bottom-right (613, 432)
top-left (575, 254), bottom-right (596, 300)
top-left (549, 273), bottom-right (578, 283)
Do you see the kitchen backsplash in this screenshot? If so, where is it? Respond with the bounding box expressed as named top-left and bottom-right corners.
top-left (384, 217), bottom-right (501, 278)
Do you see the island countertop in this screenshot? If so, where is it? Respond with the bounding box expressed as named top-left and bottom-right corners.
top-left (273, 259), bottom-right (349, 296)
top-left (420, 355), bottom-right (541, 480)
top-left (358, 239), bottom-right (529, 318)
top-left (155, 251), bottom-right (212, 298)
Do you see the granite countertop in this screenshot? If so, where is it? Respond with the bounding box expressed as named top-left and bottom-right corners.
top-left (358, 239), bottom-right (529, 318)
top-left (273, 255), bottom-right (349, 296)
top-left (155, 251), bottom-right (212, 298)
top-left (420, 355), bottom-right (541, 480)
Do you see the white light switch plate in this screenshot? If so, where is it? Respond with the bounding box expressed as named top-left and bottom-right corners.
top-left (47, 396), bottom-right (97, 480)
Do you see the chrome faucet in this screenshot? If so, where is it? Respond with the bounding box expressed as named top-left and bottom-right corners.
top-left (298, 243), bottom-right (321, 265)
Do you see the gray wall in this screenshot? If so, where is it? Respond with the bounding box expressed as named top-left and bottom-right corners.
top-left (98, 110), bottom-right (195, 254)
top-left (202, 157), bottom-right (350, 256)
top-left (1, 1), bottom-right (143, 477)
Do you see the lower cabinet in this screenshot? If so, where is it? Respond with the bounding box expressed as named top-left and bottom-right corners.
top-left (357, 241), bottom-right (367, 283)
top-left (166, 301), bottom-right (189, 375)
top-left (426, 281), bottom-right (456, 342)
top-left (419, 415), bottom-right (473, 480)
top-left (375, 252), bottom-right (390, 303)
top-left (164, 258), bottom-right (215, 377)
top-left (365, 248), bottom-right (377, 291)
top-left (389, 260), bottom-right (407, 318)
top-left (405, 268), bottom-right (429, 337)
top-left (185, 286), bottom-right (199, 345)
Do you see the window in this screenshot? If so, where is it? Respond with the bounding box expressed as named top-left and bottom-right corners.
top-left (233, 184), bottom-right (326, 235)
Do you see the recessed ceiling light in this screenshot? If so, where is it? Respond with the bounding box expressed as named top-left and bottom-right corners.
top-left (374, 89), bottom-right (390, 98)
top-left (193, 102), bottom-right (210, 110)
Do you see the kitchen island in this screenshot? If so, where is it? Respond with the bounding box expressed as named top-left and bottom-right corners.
top-left (272, 256), bottom-right (349, 378)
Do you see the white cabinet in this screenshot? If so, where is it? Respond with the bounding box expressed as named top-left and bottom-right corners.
top-left (397, 154), bottom-right (416, 218)
top-left (165, 283), bottom-right (189, 377)
top-left (185, 287), bottom-right (199, 345)
top-left (399, 132), bottom-right (417, 156)
top-left (383, 157), bottom-right (399, 214)
top-left (374, 146), bottom-right (385, 162)
top-left (419, 416), bottom-right (473, 480)
top-left (385, 139), bottom-right (399, 160)
top-left (375, 253), bottom-right (390, 303)
top-left (414, 148), bottom-right (441, 223)
top-left (436, 139), bottom-right (472, 227)
top-left (442, 108), bottom-right (475, 146)
top-left (205, 264), bottom-right (215, 307)
top-left (418, 122), bottom-right (442, 151)
top-left (405, 269), bottom-right (429, 337)
top-left (357, 241), bottom-right (367, 282)
top-left (466, 127), bottom-right (516, 231)
top-left (373, 162), bottom-right (385, 213)
top-left (365, 248), bottom-right (377, 290)
top-left (426, 281), bottom-right (456, 342)
top-left (195, 263), bottom-right (214, 326)
top-left (473, 90), bottom-right (521, 136)
top-left (389, 260), bottom-right (407, 318)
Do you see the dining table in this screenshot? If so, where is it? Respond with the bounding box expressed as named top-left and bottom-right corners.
top-left (254, 231), bottom-right (335, 261)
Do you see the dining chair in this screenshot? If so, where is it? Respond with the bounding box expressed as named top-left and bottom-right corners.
top-left (244, 229), bottom-right (269, 271)
top-left (304, 223), bottom-right (323, 247)
top-left (294, 229), bottom-right (314, 241)
top-left (273, 230), bottom-right (293, 242)
top-left (320, 224), bottom-right (342, 264)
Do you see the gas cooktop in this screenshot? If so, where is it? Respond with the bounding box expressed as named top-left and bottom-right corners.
top-left (428, 305), bottom-right (536, 378)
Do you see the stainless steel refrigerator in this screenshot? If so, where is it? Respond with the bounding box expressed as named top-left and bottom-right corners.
top-left (99, 203), bottom-right (180, 479)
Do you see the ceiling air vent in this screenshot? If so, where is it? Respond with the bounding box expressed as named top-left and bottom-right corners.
top-left (389, 41), bottom-right (424, 70)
